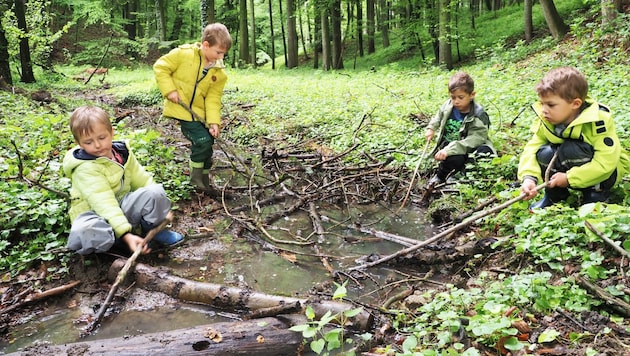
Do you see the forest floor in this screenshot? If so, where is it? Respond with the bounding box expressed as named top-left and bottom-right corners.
top-left (1, 88), bottom-right (628, 355)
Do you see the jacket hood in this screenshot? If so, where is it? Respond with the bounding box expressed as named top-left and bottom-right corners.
top-left (63, 141), bottom-right (129, 177)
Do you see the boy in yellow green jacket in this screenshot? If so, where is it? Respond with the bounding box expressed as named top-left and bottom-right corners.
top-left (154, 23), bottom-right (232, 195)
top-left (64, 106), bottom-right (183, 255)
top-left (519, 67), bottom-right (629, 209)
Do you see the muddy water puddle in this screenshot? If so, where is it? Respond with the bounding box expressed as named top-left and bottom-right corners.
top-left (1, 203), bottom-right (432, 354)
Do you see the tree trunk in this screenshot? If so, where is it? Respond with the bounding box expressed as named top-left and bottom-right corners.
top-left (0, 20), bottom-right (12, 86)
top-left (278, 0), bottom-right (288, 65)
top-left (524, 0), bottom-right (533, 42)
top-left (269, 0), bottom-right (276, 69)
top-left (320, 7), bottom-right (331, 70)
top-left (356, 0), bottom-right (364, 57)
top-left (366, 0), bottom-right (375, 53)
top-left (18, 317), bottom-right (308, 355)
top-left (155, 0), bottom-right (166, 41)
top-left (331, 0), bottom-right (343, 69)
top-left (600, 0), bottom-right (618, 27)
top-left (438, 0), bottom-right (453, 69)
top-left (298, 3), bottom-right (309, 60)
top-left (169, 2), bottom-right (183, 41)
top-left (286, 0), bottom-right (298, 68)
top-left (239, 0), bottom-right (250, 65)
top-left (249, 0), bottom-right (256, 66)
top-left (123, 0), bottom-right (138, 40)
top-left (539, 0), bottom-right (569, 40)
top-left (201, 0), bottom-right (216, 27)
top-left (378, 0), bottom-right (390, 47)
top-left (108, 259), bottom-right (374, 331)
top-left (14, 0), bottom-right (35, 83)
top-left (313, 11), bottom-right (321, 69)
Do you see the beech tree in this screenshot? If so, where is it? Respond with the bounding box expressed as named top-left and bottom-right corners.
top-left (539, 0), bottom-right (569, 40)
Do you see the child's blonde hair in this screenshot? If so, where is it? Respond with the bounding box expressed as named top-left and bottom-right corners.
top-left (448, 72), bottom-right (475, 94)
top-left (69, 106), bottom-right (112, 141)
top-left (536, 67), bottom-right (588, 102)
top-left (202, 23), bottom-right (232, 50)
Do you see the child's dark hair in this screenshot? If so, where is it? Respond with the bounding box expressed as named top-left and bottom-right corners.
top-left (69, 106), bottom-right (112, 141)
top-left (536, 67), bottom-right (588, 102)
top-left (202, 23), bottom-right (232, 51)
top-left (448, 72), bottom-right (475, 94)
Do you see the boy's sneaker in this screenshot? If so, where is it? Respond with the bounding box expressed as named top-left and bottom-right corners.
top-left (152, 230), bottom-right (184, 247)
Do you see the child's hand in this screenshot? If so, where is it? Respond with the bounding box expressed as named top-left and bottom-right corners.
top-left (425, 129), bottom-right (434, 142)
top-left (434, 149), bottom-right (448, 161)
top-left (209, 124), bottom-right (220, 138)
top-left (167, 91), bottom-right (180, 103)
top-left (123, 232), bottom-right (151, 254)
top-left (520, 178), bottom-right (538, 200)
top-left (548, 172), bottom-right (569, 188)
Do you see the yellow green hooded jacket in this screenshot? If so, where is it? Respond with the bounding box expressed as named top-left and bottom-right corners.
top-left (518, 99), bottom-right (630, 188)
top-left (154, 43), bottom-right (228, 126)
top-left (63, 141), bottom-right (154, 238)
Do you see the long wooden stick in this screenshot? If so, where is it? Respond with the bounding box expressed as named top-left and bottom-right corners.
top-left (82, 212), bottom-right (174, 336)
top-left (348, 183), bottom-right (547, 271)
top-left (585, 220), bottom-right (630, 259)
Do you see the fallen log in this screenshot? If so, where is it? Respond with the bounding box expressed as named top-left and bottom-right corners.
top-left (108, 259), bottom-right (374, 331)
top-left (10, 316), bottom-right (307, 356)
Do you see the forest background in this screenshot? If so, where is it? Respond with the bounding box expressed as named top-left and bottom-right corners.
top-left (1, 0), bottom-right (629, 354)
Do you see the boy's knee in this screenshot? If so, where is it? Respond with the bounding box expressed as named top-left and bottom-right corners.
top-left (536, 144), bottom-right (557, 166)
top-left (68, 212), bottom-right (115, 254)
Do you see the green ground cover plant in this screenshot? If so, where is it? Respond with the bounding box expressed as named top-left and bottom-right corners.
top-left (1, 2), bottom-right (628, 353)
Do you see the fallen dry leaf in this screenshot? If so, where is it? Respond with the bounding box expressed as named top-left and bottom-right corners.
top-left (279, 251), bottom-right (297, 263)
top-left (203, 327), bottom-right (223, 343)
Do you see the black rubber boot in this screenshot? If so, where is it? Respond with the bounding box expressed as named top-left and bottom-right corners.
top-left (581, 188), bottom-right (610, 204)
top-left (529, 188), bottom-right (569, 210)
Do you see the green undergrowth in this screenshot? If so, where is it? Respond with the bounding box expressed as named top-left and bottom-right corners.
top-left (1, 6), bottom-right (629, 354)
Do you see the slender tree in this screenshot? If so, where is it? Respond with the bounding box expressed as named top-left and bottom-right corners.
top-left (366, 0), bottom-right (375, 53)
top-left (524, 0), bottom-right (533, 42)
top-left (320, 5), bottom-right (331, 69)
top-left (123, 0), bottom-right (138, 40)
top-left (437, 0), bottom-right (453, 69)
top-left (356, 0), bottom-right (364, 57)
top-left (201, 0), bottom-right (216, 26)
top-left (286, 0), bottom-right (299, 67)
top-left (298, 3), bottom-right (309, 60)
top-left (268, 0), bottom-right (276, 69)
top-left (239, 0), bottom-right (250, 65)
top-left (278, 0), bottom-right (288, 65)
top-left (0, 17), bottom-right (12, 86)
top-left (249, 0), bottom-right (256, 65)
top-left (155, 0), bottom-right (166, 40)
top-left (331, 0), bottom-right (343, 69)
top-left (378, 0), bottom-right (389, 47)
top-left (170, 2), bottom-right (184, 40)
top-left (14, 0), bottom-right (35, 83)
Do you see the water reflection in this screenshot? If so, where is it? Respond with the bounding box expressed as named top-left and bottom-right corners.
top-left (1, 203), bottom-right (430, 354)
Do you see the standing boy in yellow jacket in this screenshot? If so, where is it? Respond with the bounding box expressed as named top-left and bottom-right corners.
top-left (154, 23), bottom-right (232, 196)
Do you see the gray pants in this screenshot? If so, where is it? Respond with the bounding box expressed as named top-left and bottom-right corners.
top-left (67, 185), bottom-right (171, 255)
